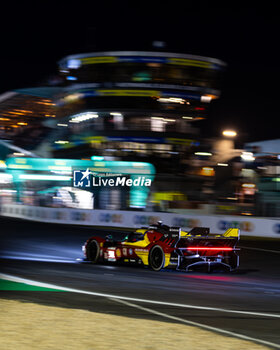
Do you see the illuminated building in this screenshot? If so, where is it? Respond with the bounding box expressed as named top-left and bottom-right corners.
top-left (0, 88), bottom-right (59, 147)
top-left (0, 50), bottom-right (226, 209)
top-left (52, 51), bottom-right (225, 165)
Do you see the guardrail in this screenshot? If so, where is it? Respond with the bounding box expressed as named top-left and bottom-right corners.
top-left (1, 203), bottom-right (280, 238)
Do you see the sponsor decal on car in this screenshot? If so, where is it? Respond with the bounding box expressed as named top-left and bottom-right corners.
top-left (135, 249), bottom-right (149, 253)
top-left (122, 248), bottom-right (127, 256)
top-left (116, 249), bottom-right (121, 257)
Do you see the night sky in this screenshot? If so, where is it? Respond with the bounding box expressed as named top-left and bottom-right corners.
top-left (1, 2), bottom-right (279, 142)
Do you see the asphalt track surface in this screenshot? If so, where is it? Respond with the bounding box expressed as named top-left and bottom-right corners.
top-left (1, 217), bottom-right (280, 348)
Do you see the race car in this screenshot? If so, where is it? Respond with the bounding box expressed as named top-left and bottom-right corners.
top-left (82, 222), bottom-right (240, 272)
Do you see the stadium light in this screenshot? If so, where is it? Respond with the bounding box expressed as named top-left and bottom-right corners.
top-left (222, 130), bottom-right (237, 137)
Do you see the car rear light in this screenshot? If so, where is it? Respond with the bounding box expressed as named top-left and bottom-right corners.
top-left (187, 247), bottom-right (233, 251)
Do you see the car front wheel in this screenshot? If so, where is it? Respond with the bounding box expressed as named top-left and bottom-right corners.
top-left (86, 240), bottom-right (100, 263)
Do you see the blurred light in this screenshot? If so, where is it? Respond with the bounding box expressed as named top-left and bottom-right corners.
top-left (64, 93), bottom-right (82, 103)
top-left (158, 97), bottom-right (185, 104)
top-left (217, 163), bottom-right (228, 166)
top-left (19, 174), bottom-right (72, 181)
top-left (151, 117), bottom-right (175, 122)
top-left (62, 187), bottom-right (93, 209)
top-left (66, 76), bottom-right (77, 81)
top-left (91, 156), bottom-right (104, 161)
top-left (112, 113), bottom-right (123, 124)
top-left (36, 100), bottom-right (54, 106)
top-left (110, 112), bottom-right (122, 116)
top-left (151, 191), bottom-right (187, 203)
top-left (70, 112), bottom-right (99, 123)
top-left (201, 167), bottom-right (215, 176)
top-left (67, 59), bottom-right (81, 69)
top-left (201, 95), bottom-right (212, 103)
top-left (0, 160), bottom-right (6, 168)
top-left (13, 152), bottom-right (25, 156)
top-left (57, 123), bottom-right (68, 127)
top-left (168, 98), bottom-right (185, 104)
top-left (54, 141), bottom-right (69, 144)
top-left (242, 183), bottom-right (256, 188)
top-left (182, 116), bottom-right (193, 119)
top-left (17, 122), bottom-right (28, 126)
top-left (51, 169), bottom-right (72, 175)
top-left (195, 152), bottom-right (212, 156)
top-left (0, 173), bottom-right (12, 183)
top-left (222, 130), bottom-right (237, 137)
top-left (201, 94), bottom-right (218, 102)
top-left (241, 151), bottom-right (255, 161)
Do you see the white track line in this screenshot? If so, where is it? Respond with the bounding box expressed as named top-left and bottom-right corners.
top-left (2, 273), bottom-right (280, 349)
top-left (0, 255), bottom-right (76, 264)
top-left (1, 273), bottom-right (280, 319)
top-left (111, 298), bottom-right (280, 349)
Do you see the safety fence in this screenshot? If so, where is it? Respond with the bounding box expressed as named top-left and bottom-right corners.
top-left (1, 203), bottom-right (280, 238)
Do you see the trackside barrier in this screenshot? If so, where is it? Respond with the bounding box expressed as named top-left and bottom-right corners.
top-left (1, 204), bottom-right (280, 238)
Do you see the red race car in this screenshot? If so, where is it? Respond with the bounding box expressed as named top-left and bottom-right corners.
top-left (83, 222), bottom-right (240, 272)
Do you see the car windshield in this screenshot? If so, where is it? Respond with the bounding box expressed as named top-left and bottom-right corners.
top-left (123, 232), bottom-right (144, 242)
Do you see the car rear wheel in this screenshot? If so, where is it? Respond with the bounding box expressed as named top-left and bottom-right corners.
top-left (86, 240), bottom-right (100, 263)
top-left (149, 245), bottom-right (165, 271)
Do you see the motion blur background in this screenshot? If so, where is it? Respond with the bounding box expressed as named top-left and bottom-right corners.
top-left (1, 6), bottom-right (280, 349)
top-left (0, 2), bottom-right (280, 219)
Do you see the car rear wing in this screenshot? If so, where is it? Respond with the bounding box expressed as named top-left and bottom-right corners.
top-left (222, 228), bottom-right (240, 238)
top-left (182, 227), bottom-right (240, 239)
top-left (188, 227), bottom-right (210, 236)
